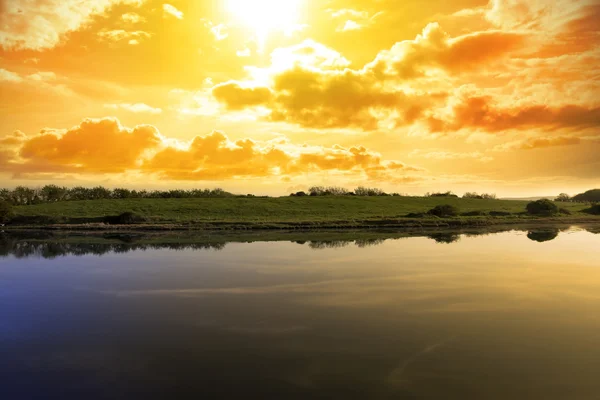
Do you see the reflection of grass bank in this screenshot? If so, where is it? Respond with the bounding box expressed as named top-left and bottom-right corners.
top-left (7, 196), bottom-right (599, 229)
top-left (2, 224), bottom-right (598, 259)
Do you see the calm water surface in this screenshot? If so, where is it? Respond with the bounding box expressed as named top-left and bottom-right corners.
top-left (1, 227), bottom-right (599, 399)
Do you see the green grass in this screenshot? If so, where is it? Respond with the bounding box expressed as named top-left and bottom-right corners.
top-left (10, 196), bottom-right (595, 226)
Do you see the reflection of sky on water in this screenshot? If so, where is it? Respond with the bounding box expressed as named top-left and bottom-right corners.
top-left (0, 227), bottom-right (599, 399)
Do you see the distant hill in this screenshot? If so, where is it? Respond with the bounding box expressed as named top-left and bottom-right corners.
top-left (572, 189), bottom-right (600, 203)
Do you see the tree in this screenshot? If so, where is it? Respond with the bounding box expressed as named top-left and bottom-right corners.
top-left (526, 199), bottom-right (559, 216)
top-left (555, 193), bottom-right (571, 202)
top-left (40, 185), bottom-right (68, 202)
top-left (0, 200), bottom-right (12, 223)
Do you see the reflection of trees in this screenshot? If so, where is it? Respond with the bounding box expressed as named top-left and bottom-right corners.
top-left (527, 229), bottom-right (559, 242)
top-left (0, 238), bottom-right (226, 259)
top-left (427, 233), bottom-right (461, 244)
top-left (584, 226), bottom-right (600, 234)
top-left (307, 240), bottom-right (352, 250)
top-left (355, 238), bottom-right (386, 248)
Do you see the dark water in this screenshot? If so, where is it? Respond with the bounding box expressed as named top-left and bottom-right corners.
top-left (1, 226), bottom-right (599, 399)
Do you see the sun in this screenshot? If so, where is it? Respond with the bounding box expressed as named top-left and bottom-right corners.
top-left (226, 0), bottom-right (302, 51)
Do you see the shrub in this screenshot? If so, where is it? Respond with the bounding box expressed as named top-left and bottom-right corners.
top-left (308, 186), bottom-right (349, 196)
top-left (584, 204), bottom-right (600, 215)
top-left (354, 187), bottom-right (387, 196)
top-left (461, 210), bottom-right (488, 217)
top-left (0, 200), bottom-right (13, 223)
top-left (105, 212), bottom-right (146, 225)
top-left (489, 211), bottom-right (512, 217)
top-left (426, 191), bottom-right (458, 198)
top-left (428, 204), bottom-right (460, 217)
top-left (558, 207), bottom-right (572, 215)
top-left (526, 199), bottom-right (559, 216)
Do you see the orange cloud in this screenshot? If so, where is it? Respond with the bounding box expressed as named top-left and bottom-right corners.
top-left (494, 134), bottom-right (600, 151)
top-left (428, 96), bottom-right (600, 133)
top-left (210, 24), bottom-right (524, 130)
top-left (212, 83), bottom-right (273, 110)
top-left (366, 22), bottom-right (525, 79)
top-left (1, 117), bottom-right (419, 182)
top-left (18, 118), bottom-right (162, 173)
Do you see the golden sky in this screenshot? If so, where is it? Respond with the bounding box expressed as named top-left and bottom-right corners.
top-left (0, 0), bottom-right (599, 196)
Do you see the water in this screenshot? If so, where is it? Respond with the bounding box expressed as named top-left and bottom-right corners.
top-left (1, 226), bottom-right (599, 399)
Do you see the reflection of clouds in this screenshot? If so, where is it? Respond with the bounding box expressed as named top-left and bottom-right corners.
top-left (223, 325), bottom-right (309, 335)
top-left (93, 256), bottom-right (600, 313)
top-left (388, 336), bottom-right (456, 385)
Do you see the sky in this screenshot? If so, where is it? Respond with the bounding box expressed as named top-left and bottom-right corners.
top-left (0, 0), bottom-right (598, 196)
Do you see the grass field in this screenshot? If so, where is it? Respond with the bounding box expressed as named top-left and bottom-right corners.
top-left (9, 196), bottom-right (596, 228)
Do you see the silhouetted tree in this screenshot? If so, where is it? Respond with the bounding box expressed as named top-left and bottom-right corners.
top-left (555, 193), bottom-right (571, 202)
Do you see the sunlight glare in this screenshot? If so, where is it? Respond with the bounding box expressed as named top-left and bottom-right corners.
top-left (226, 0), bottom-right (302, 52)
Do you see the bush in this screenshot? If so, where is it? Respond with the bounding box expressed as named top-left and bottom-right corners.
top-left (426, 191), bottom-right (458, 198)
top-left (558, 207), bottom-right (572, 215)
top-left (428, 204), bottom-right (460, 217)
top-left (489, 211), bottom-right (512, 217)
top-left (461, 210), bottom-right (488, 216)
top-left (0, 200), bottom-right (13, 223)
top-left (105, 212), bottom-right (146, 225)
top-left (308, 186), bottom-right (349, 196)
top-left (354, 187), bottom-right (388, 196)
top-left (584, 204), bottom-right (600, 215)
top-left (526, 199), bottom-right (559, 216)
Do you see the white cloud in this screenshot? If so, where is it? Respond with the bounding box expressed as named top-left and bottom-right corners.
top-left (0, 68), bottom-right (23, 83)
top-left (104, 103), bottom-right (163, 114)
top-left (163, 4), bottom-right (183, 20)
top-left (97, 29), bottom-right (152, 44)
top-left (121, 12), bottom-right (146, 24)
top-left (0, 0), bottom-right (145, 50)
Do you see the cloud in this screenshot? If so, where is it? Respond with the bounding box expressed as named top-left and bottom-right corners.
top-left (427, 96), bottom-right (600, 133)
top-left (163, 3), bottom-right (183, 19)
top-left (0, 0), bottom-right (144, 50)
top-left (97, 29), bottom-right (152, 44)
top-left (409, 150), bottom-right (493, 162)
top-left (143, 131), bottom-right (419, 181)
top-left (0, 68), bottom-right (23, 83)
top-left (104, 103), bottom-right (162, 114)
top-left (121, 12), bottom-right (145, 24)
top-left (366, 22), bottom-right (526, 79)
top-left (210, 24), bottom-right (228, 41)
top-left (494, 134), bottom-right (600, 151)
top-left (15, 117), bottom-right (162, 173)
top-left (210, 24), bottom-right (524, 130)
top-left (212, 83), bottom-right (273, 111)
top-left (330, 8), bottom-right (383, 32)
top-left (1, 117), bottom-right (419, 182)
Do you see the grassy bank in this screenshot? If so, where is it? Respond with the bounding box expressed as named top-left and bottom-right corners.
top-left (7, 196), bottom-right (598, 230)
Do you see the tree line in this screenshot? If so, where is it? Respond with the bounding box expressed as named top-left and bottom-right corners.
top-left (555, 189), bottom-right (600, 203)
top-left (0, 185), bottom-right (235, 205)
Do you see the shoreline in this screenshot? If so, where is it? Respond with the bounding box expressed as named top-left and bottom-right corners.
top-left (4, 215), bottom-right (600, 232)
